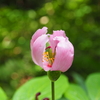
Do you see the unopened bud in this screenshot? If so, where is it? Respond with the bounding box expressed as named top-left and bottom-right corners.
top-left (47, 71), bottom-right (61, 82)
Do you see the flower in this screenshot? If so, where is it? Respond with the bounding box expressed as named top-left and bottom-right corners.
top-left (30, 27), bottom-right (74, 72)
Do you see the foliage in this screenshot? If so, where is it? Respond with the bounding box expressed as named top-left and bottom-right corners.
top-left (0, 73), bottom-right (100, 100)
top-left (0, 0), bottom-right (100, 99)
top-left (0, 87), bottom-right (7, 100)
top-left (12, 75), bottom-right (69, 100)
top-left (86, 73), bottom-right (100, 100)
top-left (64, 84), bottom-right (89, 100)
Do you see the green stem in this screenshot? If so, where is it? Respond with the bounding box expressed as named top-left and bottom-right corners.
top-left (51, 81), bottom-right (55, 100)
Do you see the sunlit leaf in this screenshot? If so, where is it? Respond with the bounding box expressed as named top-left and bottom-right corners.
top-left (0, 87), bottom-right (7, 100)
top-left (85, 73), bottom-right (100, 100)
top-left (12, 75), bottom-right (69, 100)
top-left (64, 84), bottom-right (89, 100)
top-left (72, 72), bottom-right (88, 93)
top-left (58, 98), bottom-right (68, 100)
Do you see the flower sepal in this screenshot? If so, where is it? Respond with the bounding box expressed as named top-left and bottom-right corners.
top-left (47, 71), bottom-right (61, 82)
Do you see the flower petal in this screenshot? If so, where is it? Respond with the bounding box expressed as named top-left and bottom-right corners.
top-left (31, 34), bottom-right (49, 67)
top-left (51, 38), bottom-right (74, 72)
top-left (49, 30), bottom-right (67, 52)
top-left (42, 61), bottom-right (51, 71)
top-left (53, 30), bottom-right (66, 37)
top-left (31, 27), bottom-right (47, 49)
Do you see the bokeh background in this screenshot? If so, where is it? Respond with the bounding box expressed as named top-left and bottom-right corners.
top-left (0, 0), bottom-right (100, 98)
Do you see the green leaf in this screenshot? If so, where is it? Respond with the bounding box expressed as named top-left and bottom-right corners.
top-left (0, 87), bottom-right (7, 100)
top-left (85, 73), bottom-right (100, 100)
top-left (71, 72), bottom-right (88, 93)
top-left (12, 75), bottom-right (69, 100)
top-left (64, 84), bottom-right (89, 100)
top-left (58, 98), bottom-right (68, 100)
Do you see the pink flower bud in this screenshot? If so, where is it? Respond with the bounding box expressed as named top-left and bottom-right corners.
top-left (30, 27), bottom-right (74, 72)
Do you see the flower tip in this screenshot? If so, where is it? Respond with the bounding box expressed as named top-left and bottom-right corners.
top-left (42, 26), bottom-right (48, 30)
top-left (35, 92), bottom-right (41, 100)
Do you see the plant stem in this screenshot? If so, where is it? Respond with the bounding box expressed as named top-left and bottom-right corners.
top-left (35, 92), bottom-right (41, 100)
top-left (51, 81), bottom-right (55, 100)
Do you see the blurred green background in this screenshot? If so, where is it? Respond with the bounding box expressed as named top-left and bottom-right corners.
top-left (0, 0), bottom-right (100, 98)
